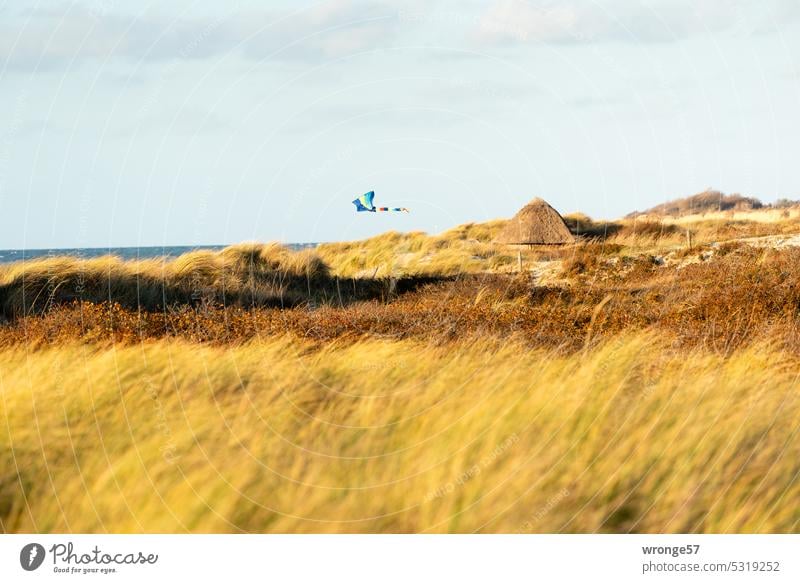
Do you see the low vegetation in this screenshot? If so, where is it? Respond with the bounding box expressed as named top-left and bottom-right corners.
top-left (316, 221), bottom-right (516, 277)
top-left (630, 189), bottom-right (764, 217)
top-left (0, 242), bottom-right (443, 319)
top-left (1, 334), bottom-right (798, 533)
top-left (3, 200), bottom-right (800, 533)
top-left (6, 244), bottom-right (800, 358)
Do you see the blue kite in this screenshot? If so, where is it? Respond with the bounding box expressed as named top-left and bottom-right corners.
top-left (352, 191), bottom-right (409, 213)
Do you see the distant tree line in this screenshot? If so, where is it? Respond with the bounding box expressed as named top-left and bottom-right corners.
top-left (628, 189), bottom-right (800, 218)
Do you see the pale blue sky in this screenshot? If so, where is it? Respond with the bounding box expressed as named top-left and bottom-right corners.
top-left (1, 0), bottom-right (799, 248)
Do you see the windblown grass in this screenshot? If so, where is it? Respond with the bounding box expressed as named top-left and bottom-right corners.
top-left (6, 244), bottom-right (800, 355)
top-left (1, 334), bottom-right (797, 533)
top-left (0, 211), bottom-right (800, 532)
top-left (3, 211), bottom-right (800, 535)
top-left (317, 221), bottom-right (519, 277)
top-left (0, 242), bottom-right (326, 318)
top-left (0, 242), bottom-right (442, 319)
top-left (4, 203), bottom-right (800, 318)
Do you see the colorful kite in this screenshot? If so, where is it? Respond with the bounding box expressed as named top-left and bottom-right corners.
top-left (352, 191), bottom-right (409, 213)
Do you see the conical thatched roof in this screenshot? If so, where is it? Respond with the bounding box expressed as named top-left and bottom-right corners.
top-left (495, 197), bottom-right (575, 245)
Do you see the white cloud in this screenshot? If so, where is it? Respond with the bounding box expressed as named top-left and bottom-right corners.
top-left (471, 0), bottom-right (797, 46)
top-left (474, 1), bottom-right (581, 44)
top-left (0, 1), bottom-right (401, 72)
top-left (239, 3), bottom-right (397, 61)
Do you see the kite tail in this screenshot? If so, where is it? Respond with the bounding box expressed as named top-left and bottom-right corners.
top-left (376, 207), bottom-right (410, 213)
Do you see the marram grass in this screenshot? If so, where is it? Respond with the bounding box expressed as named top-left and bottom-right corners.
top-left (1, 334), bottom-right (798, 533)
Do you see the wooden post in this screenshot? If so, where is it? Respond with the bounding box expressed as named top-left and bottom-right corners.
top-left (517, 250), bottom-right (523, 273)
top-left (686, 230), bottom-right (693, 250)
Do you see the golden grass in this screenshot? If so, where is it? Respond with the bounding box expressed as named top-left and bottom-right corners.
top-left (565, 204), bottom-right (800, 252)
top-left (4, 204), bottom-right (800, 318)
top-left (590, 215), bottom-right (800, 252)
top-left (316, 221), bottom-right (521, 277)
top-left (8, 241), bottom-right (800, 357)
top-left (3, 210), bottom-right (800, 534)
top-left (1, 334), bottom-right (798, 533)
top-left (0, 243), bottom-right (340, 318)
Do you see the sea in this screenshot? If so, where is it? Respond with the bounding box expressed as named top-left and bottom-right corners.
top-left (0, 244), bottom-right (318, 264)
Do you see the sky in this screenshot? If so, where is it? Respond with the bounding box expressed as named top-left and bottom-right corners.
top-left (1, 0), bottom-right (799, 248)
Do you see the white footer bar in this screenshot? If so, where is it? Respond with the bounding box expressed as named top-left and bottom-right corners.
top-left (1, 535), bottom-right (796, 582)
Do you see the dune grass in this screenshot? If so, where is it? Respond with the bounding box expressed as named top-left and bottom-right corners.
top-left (6, 243), bottom-right (800, 356)
top-left (4, 206), bottom-right (800, 319)
top-left (0, 242), bottom-right (446, 319)
top-left (3, 210), bottom-right (800, 534)
top-left (316, 221), bottom-right (520, 277)
top-left (1, 334), bottom-right (798, 533)
top-left (0, 242), bottom-right (328, 317)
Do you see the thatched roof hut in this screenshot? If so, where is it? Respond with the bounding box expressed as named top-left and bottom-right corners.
top-left (495, 197), bottom-right (575, 245)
